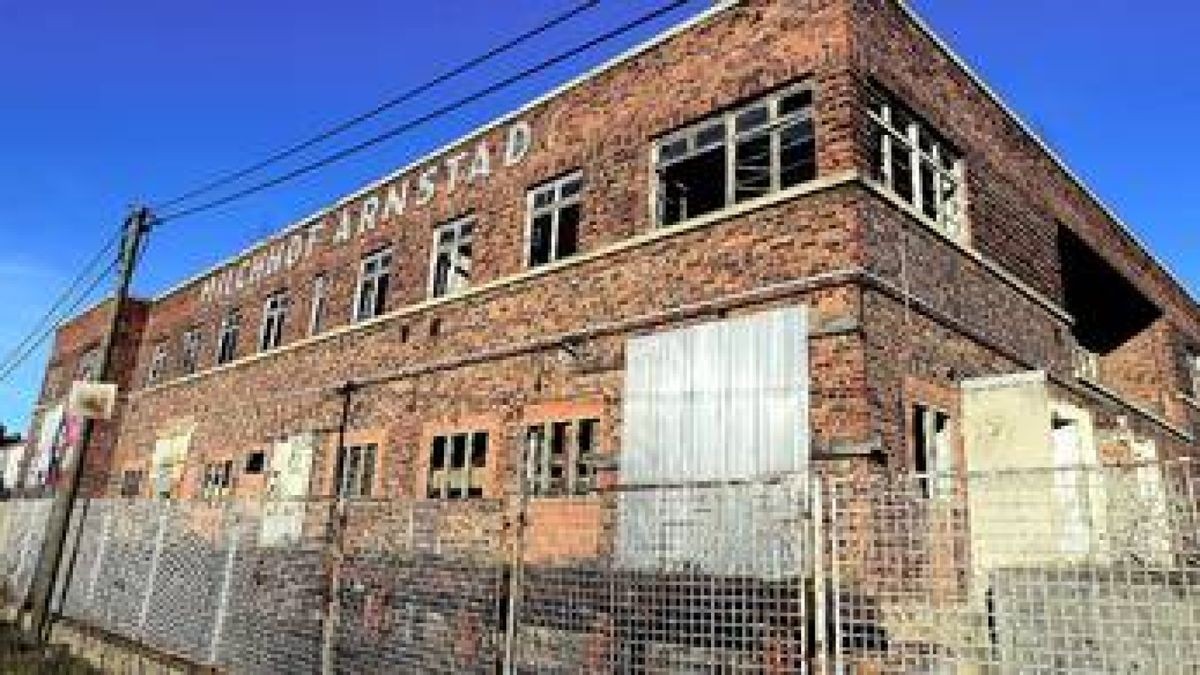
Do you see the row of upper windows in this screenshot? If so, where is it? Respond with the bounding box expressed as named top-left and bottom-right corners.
top-left (142, 83), bottom-right (828, 386)
top-left (139, 82), bottom-right (968, 387)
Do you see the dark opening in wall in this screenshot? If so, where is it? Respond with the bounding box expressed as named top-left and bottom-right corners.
top-left (1058, 224), bottom-right (1161, 354)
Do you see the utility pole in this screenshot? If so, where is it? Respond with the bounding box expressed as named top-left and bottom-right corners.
top-left (26, 206), bottom-right (152, 642)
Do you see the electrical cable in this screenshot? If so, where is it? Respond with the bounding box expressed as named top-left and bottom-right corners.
top-left (156, 0), bottom-right (696, 225)
top-left (152, 0), bottom-right (601, 211)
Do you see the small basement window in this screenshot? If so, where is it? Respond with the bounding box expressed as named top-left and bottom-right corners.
top-left (912, 404), bottom-right (953, 499)
top-left (525, 418), bottom-right (599, 497)
top-left (245, 451), bottom-right (266, 474)
top-left (427, 431), bottom-right (488, 499)
top-left (868, 86), bottom-right (966, 240)
top-left (654, 83), bottom-right (816, 227)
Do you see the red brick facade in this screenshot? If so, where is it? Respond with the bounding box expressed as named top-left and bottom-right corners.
top-left (21, 0), bottom-right (1199, 502)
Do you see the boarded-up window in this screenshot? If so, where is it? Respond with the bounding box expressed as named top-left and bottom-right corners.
top-left (618, 306), bottom-right (809, 574)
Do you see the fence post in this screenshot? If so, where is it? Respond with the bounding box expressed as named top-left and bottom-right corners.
top-left (85, 509), bottom-right (111, 620)
top-left (810, 474), bottom-right (825, 675)
top-left (209, 502), bottom-right (240, 665)
top-left (137, 505), bottom-right (169, 636)
top-left (502, 468), bottom-right (532, 674)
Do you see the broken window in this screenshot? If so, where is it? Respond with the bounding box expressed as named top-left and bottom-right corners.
top-left (245, 451), bottom-right (266, 475)
top-left (429, 217), bottom-right (474, 298)
top-left (180, 328), bottom-right (201, 375)
top-left (200, 460), bottom-right (234, 499)
top-left (119, 469), bottom-right (144, 498)
top-left (259, 291), bottom-right (289, 352)
top-left (355, 248), bottom-right (392, 321)
top-left (147, 343), bottom-right (167, 385)
top-left (309, 274), bottom-right (328, 336)
top-left (216, 310), bottom-right (240, 365)
top-left (869, 86), bottom-right (966, 240)
top-left (655, 83), bottom-right (816, 227)
top-left (527, 172), bottom-right (583, 267)
top-left (912, 404), bottom-right (954, 499)
top-left (525, 418), bottom-right (599, 497)
top-left (337, 444), bottom-right (376, 499)
top-left (427, 431), bottom-right (487, 500)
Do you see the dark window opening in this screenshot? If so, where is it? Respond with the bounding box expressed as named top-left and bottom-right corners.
top-left (526, 417), bottom-right (601, 497)
top-left (245, 452), bottom-right (266, 474)
top-left (428, 431), bottom-right (488, 500)
top-left (660, 147), bottom-right (728, 227)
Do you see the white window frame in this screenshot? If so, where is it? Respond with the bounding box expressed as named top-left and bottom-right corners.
top-left (216, 310), bottom-right (240, 365)
top-left (354, 248), bottom-right (392, 322)
top-left (913, 404), bottom-right (954, 499)
top-left (309, 274), bottom-right (328, 336)
top-left (869, 88), bottom-right (967, 241)
top-left (147, 343), bottom-right (167, 385)
top-left (525, 172), bottom-right (583, 267)
top-left (259, 290), bottom-right (289, 352)
top-left (651, 82), bottom-right (816, 227)
top-left (180, 328), bottom-right (201, 375)
top-left (428, 216), bottom-right (475, 299)
top-left (525, 418), bottom-right (599, 497)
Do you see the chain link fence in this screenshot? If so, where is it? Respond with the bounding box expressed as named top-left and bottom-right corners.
top-left (1, 459), bottom-right (1197, 673)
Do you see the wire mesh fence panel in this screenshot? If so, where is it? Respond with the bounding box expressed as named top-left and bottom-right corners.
top-left (329, 499), bottom-right (508, 674)
top-left (511, 476), bottom-right (812, 674)
top-left (0, 498), bottom-right (52, 607)
top-left (822, 461), bottom-right (1200, 674)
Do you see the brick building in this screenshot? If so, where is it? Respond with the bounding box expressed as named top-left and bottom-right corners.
top-left (21, 0), bottom-right (1200, 516)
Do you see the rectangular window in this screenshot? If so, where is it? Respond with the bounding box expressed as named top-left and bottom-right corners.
top-left (1189, 352), bottom-right (1200, 398)
top-left (245, 451), bottom-right (266, 474)
top-left (217, 310), bottom-right (240, 365)
top-left (119, 470), bottom-right (144, 498)
top-left (912, 404), bottom-right (953, 499)
top-left (355, 248), bottom-right (392, 321)
top-left (427, 431), bottom-right (487, 500)
top-left (76, 347), bottom-right (101, 381)
top-left (525, 418), bottom-right (599, 497)
top-left (259, 291), bottom-right (289, 352)
top-left (181, 328), bottom-right (201, 375)
top-left (309, 274), bottom-right (328, 336)
top-left (655, 83), bottom-right (816, 227)
top-left (429, 217), bottom-right (474, 298)
top-left (201, 460), bottom-right (234, 499)
top-left (147, 343), bottom-right (167, 385)
top-left (527, 172), bottom-right (583, 267)
top-left (869, 86), bottom-right (966, 240)
top-left (337, 444), bottom-right (376, 498)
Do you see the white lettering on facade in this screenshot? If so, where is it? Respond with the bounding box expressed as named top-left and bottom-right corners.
top-left (198, 119), bottom-right (534, 303)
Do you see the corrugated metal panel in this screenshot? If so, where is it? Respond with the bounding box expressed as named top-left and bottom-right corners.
top-left (620, 305), bottom-right (809, 485)
top-left (617, 306), bottom-right (809, 575)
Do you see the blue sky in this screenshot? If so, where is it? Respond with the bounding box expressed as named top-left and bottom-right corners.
top-left (1, 0), bottom-right (1197, 433)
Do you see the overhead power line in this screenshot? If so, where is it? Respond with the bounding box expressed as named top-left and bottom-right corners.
top-left (156, 0), bottom-right (695, 225)
top-left (153, 0), bottom-right (601, 212)
top-left (0, 258), bottom-right (118, 385)
top-left (0, 230), bottom-right (121, 377)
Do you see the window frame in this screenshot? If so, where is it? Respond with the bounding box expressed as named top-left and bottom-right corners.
top-left (912, 403), bottom-right (954, 499)
top-left (524, 417), bottom-right (599, 497)
top-left (1188, 352), bottom-right (1200, 399)
top-left (180, 327), bottom-right (201, 375)
top-left (216, 309), bottom-right (240, 365)
top-left (428, 216), bottom-right (476, 299)
top-left (868, 86), bottom-right (967, 241)
top-left (259, 290), bottom-right (290, 352)
top-left (354, 247), bottom-right (393, 322)
top-left (309, 274), bottom-right (328, 336)
top-left (525, 171), bottom-right (584, 268)
top-left (147, 343), bottom-right (168, 385)
top-left (651, 82), bottom-right (817, 227)
top-left (200, 459), bottom-right (234, 499)
top-left (336, 443), bottom-right (377, 499)
top-left (427, 431), bottom-right (488, 500)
